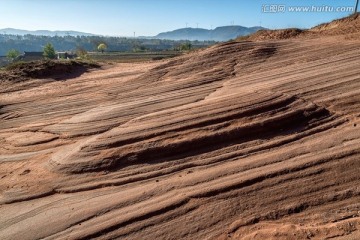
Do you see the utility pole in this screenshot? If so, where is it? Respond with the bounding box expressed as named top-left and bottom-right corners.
top-left (186, 22), bottom-right (188, 28)
top-left (355, 0), bottom-right (359, 14)
top-left (134, 32), bottom-right (136, 38)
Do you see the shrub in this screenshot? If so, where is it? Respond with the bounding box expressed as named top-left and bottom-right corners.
top-left (6, 49), bottom-right (20, 61)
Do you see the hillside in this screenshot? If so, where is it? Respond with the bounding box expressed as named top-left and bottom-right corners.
top-left (242, 13), bottom-right (360, 41)
top-left (310, 13), bottom-right (360, 37)
top-left (155, 25), bottom-right (265, 41)
top-left (0, 15), bottom-right (360, 239)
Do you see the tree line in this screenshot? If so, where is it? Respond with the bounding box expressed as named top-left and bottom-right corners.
top-left (0, 34), bottom-right (216, 56)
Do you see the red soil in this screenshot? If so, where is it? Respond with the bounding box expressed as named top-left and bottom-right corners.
top-left (0, 16), bottom-right (360, 240)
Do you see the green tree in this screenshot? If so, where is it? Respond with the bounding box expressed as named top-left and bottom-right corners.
top-left (180, 42), bottom-right (192, 51)
top-left (97, 43), bottom-right (107, 53)
top-left (6, 49), bottom-right (20, 61)
top-left (43, 43), bottom-right (56, 59)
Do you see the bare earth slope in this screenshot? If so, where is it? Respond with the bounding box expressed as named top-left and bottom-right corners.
top-left (1, 23), bottom-right (360, 239)
top-left (245, 13), bottom-right (360, 41)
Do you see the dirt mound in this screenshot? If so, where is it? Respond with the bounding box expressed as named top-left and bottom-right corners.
top-left (241, 13), bottom-right (360, 41)
top-left (0, 60), bottom-right (100, 82)
top-left (246, 28), bottom-right (304, 41)
top-left (311, 13), bottom-right (360, 34)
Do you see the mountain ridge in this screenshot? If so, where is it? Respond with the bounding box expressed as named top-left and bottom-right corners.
top-left (1, 26), bottom-right (266, 41)
top-left (155, 25), bottom-right (266, 41)
top-left (0, 28), bottom-right (96, 37)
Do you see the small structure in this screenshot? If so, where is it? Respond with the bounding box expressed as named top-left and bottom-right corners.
top-left (57, 52), bottom-right (77, 59)
top-left (2, 51), bottom-right (78, 65)
top-left (21, 52), bottom-right (44, 61)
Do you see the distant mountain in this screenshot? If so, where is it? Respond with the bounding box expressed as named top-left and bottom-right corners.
top-left (0, 28), bottom-right (96, 37)
top-left (155, 26), bottom-right (266, 41)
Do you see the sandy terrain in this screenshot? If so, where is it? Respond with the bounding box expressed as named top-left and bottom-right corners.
top-left (0, 16), bottom-right (360, 240)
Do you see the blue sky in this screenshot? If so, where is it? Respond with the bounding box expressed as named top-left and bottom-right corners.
top-left (0, 0), bottom-right (357, 36)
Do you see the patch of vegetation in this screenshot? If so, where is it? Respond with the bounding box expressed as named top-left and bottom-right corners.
top-left (0, 34), bottom-right (216, 56)
top-left (76, 47), bottom-right (91, 60)
top-left (6, 49), bottom-right (21, 61)
top-left (179, 42), bottom-right (192, 51)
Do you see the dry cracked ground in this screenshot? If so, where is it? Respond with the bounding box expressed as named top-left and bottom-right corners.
top-left (1, 18), bottom-right (360, 240)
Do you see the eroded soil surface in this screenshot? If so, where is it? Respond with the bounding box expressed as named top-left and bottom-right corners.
top-left (0, 30), bottom-right (360, 239)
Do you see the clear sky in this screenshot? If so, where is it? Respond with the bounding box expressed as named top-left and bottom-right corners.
top-left (0, 0), bottom-right (357, 36)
